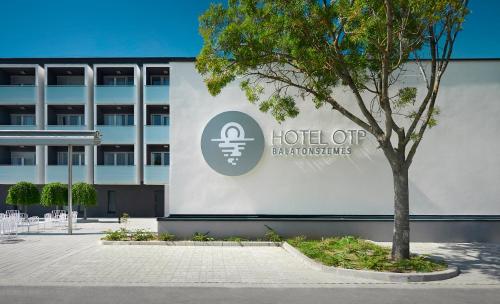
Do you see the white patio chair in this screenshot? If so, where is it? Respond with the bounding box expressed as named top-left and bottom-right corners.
top-left (43, 213), bottom-right (53, 229)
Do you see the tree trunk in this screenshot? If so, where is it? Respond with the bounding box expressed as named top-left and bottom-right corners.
top-left (84, 207), bottom-right (87, 220)
top-left (391, 164), bottom-right (410, 260)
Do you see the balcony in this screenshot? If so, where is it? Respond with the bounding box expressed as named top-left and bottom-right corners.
top-left (46, 86), bottom-right (87, 104)
top-left (46, 165), bottom-right (86, 183)
top-left (144, 166), bottom-right (169, 185)
top-left (96, 125), bottom-right (136, 144)
top-left (0, 86), bottom-right (37, 104)
top-left (46, 125), bottom-right (86, 130)
top-left (144, 85), bottom-right (169, 104)
top-left (95, 86), bottom-right (136, 104)
top-left (95, 165), bottom-right (136, 184)
top-left (0, 165), bottom-right (36, 183)
top-left (144, 125), bottom-right (169, 144)
top-left (0, 125), bottom-right (37, 130)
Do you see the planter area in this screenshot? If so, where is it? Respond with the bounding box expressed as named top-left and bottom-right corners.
top-left (101, 228), bottom-right (459, 282)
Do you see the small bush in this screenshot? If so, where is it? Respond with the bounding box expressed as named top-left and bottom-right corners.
top-left (224, 236), bottom-right (248, 243)
top-left (6, 181), bottom-right (40, 207)
top-left (264, 225), bottom-right (282, 242)
top-left (103, 228), bottom-right (129, 241)
top-left (40, 182), bottom-right (67, 207)
top-left (130, 229), bottom-right (156, 241)
top-left (158, 232), bottom-right (176, 241)
top-left (192, 232), bottom-right (215, 241)
top-left (120, 213), bottom-right (130, 224)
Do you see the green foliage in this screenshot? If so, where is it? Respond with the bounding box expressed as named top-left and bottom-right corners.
top-left (158, 232), bottom-right (176, 241)
top-left (288, 236), bottom-right (447, 273)
top-left (120, 213), bottom-right (130, 224)
top-left (196, 0), bottom-right (468, 124)
top-left (6, 181), bottom-right (40, 206)
top-left (263, 225), bottom-right (282, 242)
top-left (103, 228), bottom-right (129, 241)
top-left (72, 182), bottom-right (97, 207)
top-left (191, 232), bottom-right (215, 242)
top-left (130, 229), bottom-right (156, 241)
top-left (395, 87), bottom-right (417, 108)
top-left (40, 183), bottom-right (67, 207)
top-left (224, 236), bottom-right (249, 243)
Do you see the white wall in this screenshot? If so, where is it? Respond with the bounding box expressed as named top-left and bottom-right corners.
top-left (170, 61), bottom-right (500, 215)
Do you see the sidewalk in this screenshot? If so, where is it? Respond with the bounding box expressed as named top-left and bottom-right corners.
top-left (0, 219), bottom-right (498, 288)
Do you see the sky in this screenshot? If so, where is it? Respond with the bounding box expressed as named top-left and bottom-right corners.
top-left (0, 0), bottom-right (497, 59)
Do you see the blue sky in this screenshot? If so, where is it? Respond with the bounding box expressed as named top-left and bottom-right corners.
top-left (0, 0), bottom-right (497, 58)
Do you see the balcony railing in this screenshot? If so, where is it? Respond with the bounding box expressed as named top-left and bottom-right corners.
top-left (144, 165), bottom-right (169, 185)
top-left (144, 85), bottom-right (169, 104)
top-left (96, 125), bottom-right (136, 144)
top-left (0, 125), bottom-right (37, 130)
top-left (0, 85), bottom-right (37, 104)
top-left (45, 85), bottom-right (87, 104)
top-left (46, 125), bottom-right (86, 130)
top-left (94, 85), bottom-right (137, 104)
top-left (46, 165), bottom-right (86, 183)
top-left (0, 165), bottom-right (36, 183)
top-left (144, 125), bottom-right (169, 144)
top-left (95, 165), bottom-right (136, 184)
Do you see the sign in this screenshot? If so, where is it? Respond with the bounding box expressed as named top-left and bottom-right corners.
top-left (271, 129), bottom-right (366, 156)
top-left (201, 111), bottom-right (264, 176)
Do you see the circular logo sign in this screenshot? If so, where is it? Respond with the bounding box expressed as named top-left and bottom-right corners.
top-left (201, 111), bottom-right (264, 176)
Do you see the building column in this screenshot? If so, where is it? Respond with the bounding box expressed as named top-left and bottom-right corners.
top-left (85, 65), bottom-right (94, 184)
top-left (135, 65), bottom-right (143, 184)
top-left (35, 65), bottom-right (45, 184)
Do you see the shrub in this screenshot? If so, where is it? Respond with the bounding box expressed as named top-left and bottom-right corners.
top-left (40, 183), bottom-right (67, 208)
top-left (158, 232), bottom-right (176, 241)
top-left (192, 232), bottom-right (215, 241)
top-left (120, 213), bottom-right (130, 224)
top-left (224, 236), bottom-right (248, 243)
top-left (130, 229), bottom-right (156, 241)
top-left (103, 228), bottom-right (129, 241)
top-left (264, 225), bottom-right (282, 242)
top-left (72, 182), bottom-right (97, 219)
top-left (6, 182), bottom-right (40, 211)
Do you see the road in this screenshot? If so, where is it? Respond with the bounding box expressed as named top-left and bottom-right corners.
top-left (1, 286), bottom-right (499, 304)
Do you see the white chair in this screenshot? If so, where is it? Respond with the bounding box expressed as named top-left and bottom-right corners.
top-left (43, 213), bottom-right (53, 229)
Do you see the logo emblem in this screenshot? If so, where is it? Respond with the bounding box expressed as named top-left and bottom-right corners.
top-left (201, 111), bottom-right (264, 176)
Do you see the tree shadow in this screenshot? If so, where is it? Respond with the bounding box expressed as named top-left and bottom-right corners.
top-left (431, 243), bottom-right (500, 282)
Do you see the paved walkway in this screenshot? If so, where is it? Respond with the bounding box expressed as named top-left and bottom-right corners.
top-left (0, 219), bottom-right (498, 288)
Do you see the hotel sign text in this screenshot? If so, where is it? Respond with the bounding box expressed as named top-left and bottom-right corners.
top-left (271, 129), bottom-right (366, 157)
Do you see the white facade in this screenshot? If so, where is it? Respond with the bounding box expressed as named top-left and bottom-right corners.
top-left (169, 60), bottom-right (500, 216)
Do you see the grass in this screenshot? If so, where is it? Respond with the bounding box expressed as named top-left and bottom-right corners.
top-left (287, 236), bottom-right (447, 273)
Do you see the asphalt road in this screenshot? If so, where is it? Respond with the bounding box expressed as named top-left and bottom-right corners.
top-left (0, 286), bottom-right (499, 304)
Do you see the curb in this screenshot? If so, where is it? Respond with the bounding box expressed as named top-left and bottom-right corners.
top-left (281, 242), bottom-right (460, 282)
top-left (101, 240), bottom-right (282, 247)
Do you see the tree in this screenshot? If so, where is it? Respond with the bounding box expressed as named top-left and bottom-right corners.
top-left (6, 181), bottom-right (40, 213)
top-left (40, 183), bottom-right (68, 209)
top-left (72, 182), bottom-right (97, 220)
top-left (196, 0), bottom-right (468, 260)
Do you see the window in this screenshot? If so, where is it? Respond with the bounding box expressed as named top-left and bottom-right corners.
top-left (150, 75), bottom-right (169, 86)
top-left (57, 114), bottom-right (84, 126)
top-left (107, 191), bottom-right (116, 214)
top-left (151, 152), bottom-right (169, 166)
top-left (103, 114), bottom-right (134, 126)
top-left (11, 152), bottom-right (35, 166)
top-left (103, 152), bottom-right (134, 166)
top-left (103, 76), bottom-right (134, 86)
top-left (10, 114), bottom-right (35, 125)
top-left (151, 114), bottom-right (169, 126)
top-left (56, 76), bottom-right (84, 86)
top-left (10, 75), bottom-right (35, 86)
top-left (57, 151), bottom-right (85, 165)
